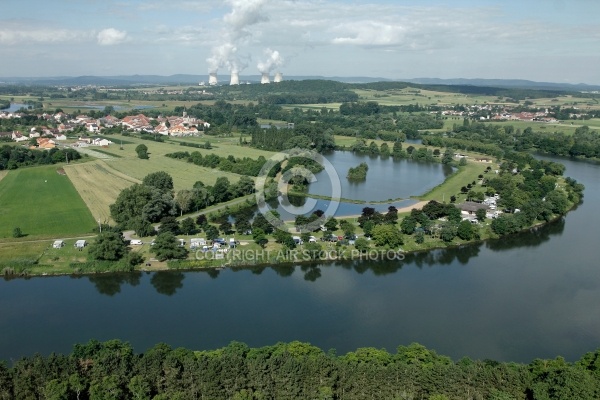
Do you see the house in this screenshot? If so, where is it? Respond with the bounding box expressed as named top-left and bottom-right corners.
top-left (54, 133), bottom-right (67, 141)
top-left (37, 138), bottom-right (56, 149)
top-left (12, 132), bottom-right (28, 142)
top-left (458, 201), bottom-right (488, 215)
top-left (52, 240), bottom-right (64, 248)
top-left (93, 138), bottom-right (112, 147)
top-left (75, 240), bottom-right (87, 248)
top-left (86, 123), bottom-right (100, 133)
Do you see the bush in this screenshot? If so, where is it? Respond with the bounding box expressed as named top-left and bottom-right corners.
top-left (12, 227), bottom-right (23, 238)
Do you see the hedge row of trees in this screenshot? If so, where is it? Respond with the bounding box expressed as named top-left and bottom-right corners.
top-left (424, 120), bottom-right (600, 160)
top-left (165, 151), bottom-right (275, 177)
top-left (3, 339), bottom-right (600, 399)
top-left (0, 145), bottom-right (81, 170)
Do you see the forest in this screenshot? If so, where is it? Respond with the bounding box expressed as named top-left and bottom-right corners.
top-left (1, 339), bottom-right (599, 399)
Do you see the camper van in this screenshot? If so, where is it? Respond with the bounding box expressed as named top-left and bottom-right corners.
top-left (130, 239), bottom-right (143, 245)
top-left (52, 240), bottom-right (64, 249)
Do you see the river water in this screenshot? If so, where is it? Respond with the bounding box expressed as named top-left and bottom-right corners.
top-left (0, 155), bottom-right (598, 363)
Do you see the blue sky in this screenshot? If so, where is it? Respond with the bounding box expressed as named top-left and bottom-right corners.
top-left (1, 0), bottom-right (599, 84)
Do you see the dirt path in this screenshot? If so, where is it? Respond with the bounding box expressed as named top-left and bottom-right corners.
top-left (0, 171), bottom-right (8, 183)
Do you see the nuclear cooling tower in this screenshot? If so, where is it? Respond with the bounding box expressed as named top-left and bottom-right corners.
top-left (208, 73), bottom-right (218, 85)
top-left (273, 72), bottom-right (283, 83)
top-left (230, 72), bottom-right (240, 85)
top-left (260, 73), bottom-right (270, 84)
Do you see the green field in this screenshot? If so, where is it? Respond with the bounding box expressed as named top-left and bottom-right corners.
top-left (419, 161), bottom-right (494, 203)
top-left (0, 166), bottom-right (96, 239)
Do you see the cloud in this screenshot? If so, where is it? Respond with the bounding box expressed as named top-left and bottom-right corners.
top-left (0, 21), bottom-right (92, 45)
top-left (97, 28), bottom-right (128, 46)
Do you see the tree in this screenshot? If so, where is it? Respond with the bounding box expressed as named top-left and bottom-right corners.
top-left (384, 206), bottom-right (398, 224)
top-left (400, 217), bottom-right (416, 235)
top-left (219, 221), bottom-right (234, 235)
top-left (354, 237), bottom-right (369, 253)
top-left (135, 144), bottom-right (149, 159)
top-left (324, 216), bottom-right (338, 232)
top-left (252, 228), bottom-right (268, 248)
top-left (205, 225), bottom-right (219, 240)
top-left (175, 189), bottom-right (194, 216)
top-left (158, 216), bottom-right (180, 235)
top-left (180, 217), bottom-right (196, 235)
top-left (142, 171), bottom-right (174, 193)
top-left (414, 231), bottom-right (425, 244)
top-left (150, 232), bottom-right (188, 261)
top-left (252, 213), bottom-right (273, 234)
top-left (88, 232), bottom-right (128, 261)
top-left (212, 177), bottom-right (231, 203)
top-left (476, 208), bottom-right (487, 222)
top-left (12, 227), bottom-right (23, 238)
top-left (457, 220), bottom-right (475, 240)
top-left (339, 219), bottom-right (355, 237)
top-left (372, 225), bottom-right (403, 248)
top-left (131, 217), bottom-right (155, 237)
top-left (440, 223), bottom-right (457, 242)
top-left (442, 148), bottom-right (454, 164)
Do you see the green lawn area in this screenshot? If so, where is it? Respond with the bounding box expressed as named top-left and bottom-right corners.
top-left (0, 166), bottom-right (96, 239)
top-left (419, 161), bottom-right (494, 203)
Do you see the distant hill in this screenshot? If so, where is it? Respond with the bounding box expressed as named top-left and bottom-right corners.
top-left (402, 77), bottom-right (600, 92)
top-left (1, 74), bottom-right (599, 92)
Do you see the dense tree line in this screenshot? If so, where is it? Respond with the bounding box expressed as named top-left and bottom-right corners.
top-left (2, 339), bottom-right (599, 399)
top-left (0, 145), bottom-right (81, 170)
top-left (165, 151), bottom-right (275, 177)
top-left (218, 79), bottom-right (359, 104)
top-left (251, 123), bottom-right (335, 152)
top-left (423, 120), bottom-right (600, 160)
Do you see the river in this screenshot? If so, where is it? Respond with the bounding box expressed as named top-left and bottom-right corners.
top-left (0, 154), bottom-right (598, 363)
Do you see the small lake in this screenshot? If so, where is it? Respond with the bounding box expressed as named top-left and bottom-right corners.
top-left (1, 155), bottom-right (599, 363)
top-left (309, 151), bottom-right (453, 202)
top-left (1, 103), bottom-right (31, 112)
top-left (262, 151), bottom-right (451, 219)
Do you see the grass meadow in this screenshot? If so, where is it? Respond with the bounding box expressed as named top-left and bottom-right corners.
top-left (0, 166), bottom-right (96, 239)
top-left (64, 160), bottom-right (138, 223)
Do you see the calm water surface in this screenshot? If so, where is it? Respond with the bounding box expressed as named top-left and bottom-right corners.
top-left (0, 155), bottom-right (599, 363)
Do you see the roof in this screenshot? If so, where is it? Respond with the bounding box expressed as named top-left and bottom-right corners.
top-left (458, 201), bottom-right (488, 213)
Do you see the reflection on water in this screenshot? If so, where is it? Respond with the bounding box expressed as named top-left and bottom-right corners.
top-left (150, 271), bottom-right (185, 296)
top-left (85, 272), bottom-right (141, 296)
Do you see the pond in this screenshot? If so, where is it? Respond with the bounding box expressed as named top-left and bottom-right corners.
top-left (1, 103), bottom-right (31, 112)
top-left (1, 155), bottom-right (599, 363)
top-left (262, 151), bottom-right (452, 219)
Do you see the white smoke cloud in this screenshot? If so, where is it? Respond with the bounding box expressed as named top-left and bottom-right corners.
top-left (97, 28), bottom-right (128, 46)
top-left (207, 0), bottom-right (270, 74)
top-left (257, 48), bottom-right (284, 73)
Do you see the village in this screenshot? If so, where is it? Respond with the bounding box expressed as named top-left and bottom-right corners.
top-left (0, 109), bottom-right (210, 149)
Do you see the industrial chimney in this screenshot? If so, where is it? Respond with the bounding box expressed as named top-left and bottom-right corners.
top-left (273, 72), bottom-right (283, 83)
top-left (230, 72), bottom-right (240, 85)
top-left (260, 73), bottom-right (270, 84)
top-left (208, 73), bottom-right (218, 85)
